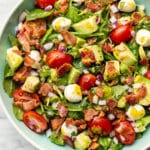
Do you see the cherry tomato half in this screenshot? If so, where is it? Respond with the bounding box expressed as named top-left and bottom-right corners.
top-left (110, 24), bottom-right (132, 44)
top-left (36, 0), bottom-right (57, 8)
top-left (89, 117), bottom-right (112, 135)
top-left (114, 121), bottom-right (136, 145)
top-left (79, 73), bottom-right (96, 90)
top-left (46, 50), bottom-right (72, 68)
top-left (145, 70), bottom-right (150, 80)
top-left (23, 111), bottom-right (48, 134)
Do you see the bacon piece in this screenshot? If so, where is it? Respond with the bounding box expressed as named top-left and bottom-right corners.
top-left (66, 118), bottom-right (87, 132)
top-left (82, 90), bottom-right (93, 103)
top-left (13, 66), bottom-right (31, 83)
top-left (61, 30), bottom-right (77, 46)
top-left (85, 1), bottom-right (102, 12)
top-left (101, 42), bottom-right (114, 53)
top-left (57, 103), bottom-right (68, 118)
top-left (88, 142), bottom-right (100, 150)
top-left (131, 12), bottom-right (142, 25)
top-left (84, 109), bottom-right (99, 122)
top-left (38, 83), bottom-right (55, 97)
top-left (137, 85), bottom-right (147, 99)
top-left (107, 99), bottom-right (117, 110)
top-left (62, 135), bottom-right (74, 148)
top-left (126, 75), bottom-right (134, 85)
top-left (125, 94), bottom-right (139, 105)
top-left (57, 63), bottom-right (72, 77)
top-left (95, 86), bottom-right (103, 99)
top-left (17, 19), bottom-right (46, 52)
top-left (50, 117), bottom-right (64, 131)
top-left (129, 66), bottom-right (135, 72)
top-left (13, 90), bottom-right (40, 111)
top-left (86, 37), bottom-right (97, 45)
top-left (24, 55), bottom-right (35, 67)
top-left (139, 57), bottom-right (149, 66)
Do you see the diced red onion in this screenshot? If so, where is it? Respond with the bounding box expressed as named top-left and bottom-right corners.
top-left (108, 113), bottom-right (115, 121)
top-left (58, 85), bottom-right (66, 91)
top-left (112, 22), bottom-right (118, 29)
top-left (98, 100), bottom-right (106, 106)
top-left (46, 129), bottom-right (52, 137)
top-left (110, 4), bottom-right (119, 13)
top-left (48, 92), bottom-right (56, 98)
top-left (58, 34), bottom-right (64, 41)
top-left (44, 5), bottom-right (53, 11)
top-left (109, 131), bottom-right (115, 137)
top-left (83, 69), bottom-right (89, 74)
top-left (110, 16), bottom-right (117, 24)
top-left (131, 30), bottom-right (135, 37)
top-left (19, 11), bottom-right (27, 23)
top-left (96, 16), bottom-right (100, 24)
top-left (80, 52), bottom-right (86, 58)
top-left (95, 80), bottom-right (101, 86)
top-left (58, 44), bottom-right (67, 52)
top-left (97, 74), bottom-right (103, 81)
top-left (92, 95), bottom-right (99, 104)
top-left (72, 136), bottom-right (77, 141)
top-left (30, 70), bottom-right (39, 76)
top-left (43, 42), bottom-right (54, 51)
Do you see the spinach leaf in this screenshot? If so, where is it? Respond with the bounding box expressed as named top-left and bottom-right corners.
top-left (4, 64), bottom-right (14, 78)
top-left (26, 9), bottom-right (53, 21)
top-left (109, 142), bottom-right (123, 150)
top-left (66, 0), bottom-right (82, 23)
top-left (112, 85), bottom-right (126, 99)
top-left (104, 52), bottom-right (116, 61)
top-left (128, 42), bottom-right (139, 60)
top-left (8, 34), bottom-right (19, 46)
top-left (68, 111), bottom-right (84, 119)
top-left (98, 137), bottom-right (112, 150)
top-left (3, 78), bottom-right (17, 97)
top-left (13, 105), bottom-right (24, 120)
top-left (50, 132), bottom-right (65, 146)
top-left (40, 65), bottom-right (51, 78)
top-left (40, 27), bottom-right (53, 45)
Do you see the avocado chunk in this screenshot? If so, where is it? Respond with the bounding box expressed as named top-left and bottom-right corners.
top-left (120, 63), bottom-right (131, 75)
top-left (117, 97), bottom-right (127, 108)
top-left (6, 46), bottom-right (23, 70)
top-left (72, 16), bottom-right (98, 34)
top-left (139, 46), bottom-right (146, 60)
top-left (22, 76), bottom-right (40, 93)
top-left (79, 45), bottom-right (104, 66)
top-left (135, 116), bottom-right (150, 132)
top-left (74, 132), bottom-right (92, 150)
top-left (50, 68), bottom-right (58, 82)
top-left (134, 75), bottom-right (150, 106)
top-left (113, 43), bottom-right (137, 66)
top-left (76, 37), bottom-right (86, 47)
top-left (104, 60), bottom-right (120, 81)
top-left (68, 67), bottom-right (81, 84)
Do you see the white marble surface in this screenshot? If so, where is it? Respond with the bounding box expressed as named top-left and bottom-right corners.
top-left (0, 0), bottom-right (37, 150)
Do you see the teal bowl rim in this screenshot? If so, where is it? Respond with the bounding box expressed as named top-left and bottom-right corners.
top-left (0, 1), bottom-right (150, 150)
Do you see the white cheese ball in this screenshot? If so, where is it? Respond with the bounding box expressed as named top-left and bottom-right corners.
top-left (64, 84), bottom-right (82, 102)
top-left (52, 17), bottom-right (71, 32)
top-left (136, 29), bottom-right (150, 47)
top-left (118, 0), bottom-right (136, 13)
top-left (126, 104), bottom-right (145, 120)
top-left (61, 122), bottom-right (77, 137)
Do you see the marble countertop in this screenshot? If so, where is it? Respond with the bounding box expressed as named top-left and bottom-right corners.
top-left (0, 0), bottom-right (37, 150)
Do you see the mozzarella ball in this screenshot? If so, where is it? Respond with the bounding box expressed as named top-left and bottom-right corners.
top-left (52, 17), bottom-right (71, 32)
top-left (126, 104), bottom-right (145, 120)
top-left (136, 29), bottom-right (150, 47)
top-left (61, 122), bottom-right (77, 137)
top-left (64, 84), bottom-right (82, 102)
top-left (118, 0), bottom-right (136, 13)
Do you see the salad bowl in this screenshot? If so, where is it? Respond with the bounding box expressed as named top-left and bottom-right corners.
top-left (0, 0), bottom-right (150, 150)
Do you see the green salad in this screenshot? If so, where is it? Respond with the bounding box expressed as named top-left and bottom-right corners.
top-left (3, 0), bottom-right (150, 149)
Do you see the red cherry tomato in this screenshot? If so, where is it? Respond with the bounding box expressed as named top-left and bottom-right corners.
top-left (145, 70), bottom-right (150, 80)
top-left (46, 50), bottom-right (72, 68)
top-left (36, 0), bottom-right (57, 8)
top-left (13, 89), bottom-right (40, 111)
top-left (89, 117), bottom-right (112, 135)
top-left (79, 73), bottom-right (96, 90)
top-left (110, 24), bottom-right (132, 44)
top-left (23, 111), bottom-right (48, 133)
top-left (114, 121), bottom-right (136, 145)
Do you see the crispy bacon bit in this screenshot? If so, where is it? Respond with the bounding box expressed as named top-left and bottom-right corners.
top-left (84, 109), bottom-right (99, 122)
top-left (80, 50), bottom-right (96, 66)
top-left (107, 99), bottom-right (117, 110)
top-left (17, 19), bottom-right (46, 52)
top-left (39, 83), bottom-right (55, 97)
top-left (139, 57), bottom-right (149, 66)
top-left (61, 30), bottom-right (77, 46)
top-left (129, 66), bottom-right (135, 72)
top-left (86, 37), bottom-right (97, 45)
top-left (13, 66), bottom-right (31, 82)
top-left (137, 85), bottom-right (147, 99)
top-left (107, 79), bottom-right (118, 86)
top-left (50, 117), bottom-right (64, 131)
top-left (57, 63), bottom-right (72, 77)
top-left (62, 135), bottom-right (74, 148)
top-left (24, 55), bottom-right (35, 67)
top-left (125, 94), bottom-right (139, 105)
top-left (13, 90), bottom-right (40, 111)
top-left (88, 142), bottom-right (100, 150)
top-left (101, 42), bottom-right (114, 53)
top-left (110, 11), bottom-right (121, 19)
top-left (66, 118), bottom-right (87, 132)
top-left (85, 1), bottom-right (102, 12)
top-left (95, 86), bottom-right (103, 99)
top-left (131, 12), bottom-right (143, 25)
top-left (82, 90), bottom-right (93, 103)
top-left (126, 75), bottom-right (134, 85)
top-left (57, 103), bottom-right (68, 118)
